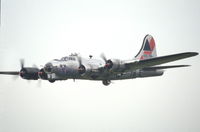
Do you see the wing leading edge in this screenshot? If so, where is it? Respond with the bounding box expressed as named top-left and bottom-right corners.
top-left (125, 52), bottom-right (198, 71)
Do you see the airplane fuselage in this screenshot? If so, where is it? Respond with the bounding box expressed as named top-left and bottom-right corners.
top-left (43, 55), bottom-right (164, 82)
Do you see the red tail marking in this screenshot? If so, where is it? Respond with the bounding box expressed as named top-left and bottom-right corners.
top-left (149, 38), bottom-right (155, 51)
top-left (144, 51), bottom-right (152, 55)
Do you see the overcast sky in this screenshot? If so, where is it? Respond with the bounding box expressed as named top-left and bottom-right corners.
top-left (0, 0), bottom-right (200, 132)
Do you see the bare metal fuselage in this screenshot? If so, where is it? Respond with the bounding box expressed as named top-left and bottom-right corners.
top-left (45, 56), bottom-right (164, 81)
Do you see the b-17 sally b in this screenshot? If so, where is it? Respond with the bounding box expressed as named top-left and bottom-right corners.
top-left (0, 35), bottom-right (198, 86)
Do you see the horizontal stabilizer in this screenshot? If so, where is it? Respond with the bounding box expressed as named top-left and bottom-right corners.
top-left (143, 65), bottom-right (190, 70)
top-left (125, 52), bottom-right (198, 71)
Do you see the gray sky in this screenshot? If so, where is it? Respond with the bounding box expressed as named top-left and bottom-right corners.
top-left (0, 0), bottom-right (200, 132)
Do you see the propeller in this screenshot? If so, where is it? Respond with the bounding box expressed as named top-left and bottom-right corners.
top-left (77, 56), bottom-right (82, 66)
top-left (37, 79), bottom-right (42, 87)
top-left (20, 59), bottom-right (24, 69)
top-left (14, 59), bottom-right (25, 79)
top-left (100, 53), bottom-right (113, 69)
top-left (0, 59), bottom-right (45, 87)
top-left (100, 53), bottom-right (107, 62)
top-left (19, 59), bottom-right (26, 78)
top-left (77, 56), bottom-right (86, 74)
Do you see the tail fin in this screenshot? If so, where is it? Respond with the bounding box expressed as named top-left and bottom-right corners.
top-left (135, 34), bottom-right (157, 60)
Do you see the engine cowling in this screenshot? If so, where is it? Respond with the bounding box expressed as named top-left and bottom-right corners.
top-left (20, 67), bottom-right (39, 80)
top-left (78, 64), bottom-right (94, 76)
top-left (78, 65), bottom-right (86, 74)
top-left (104, 59), bottom-right (125, 72)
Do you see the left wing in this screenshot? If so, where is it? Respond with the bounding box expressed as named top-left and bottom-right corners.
top-left (124, 52), bottom-right (198, 71)
top-left (0, 71), bottom-right (19, 75)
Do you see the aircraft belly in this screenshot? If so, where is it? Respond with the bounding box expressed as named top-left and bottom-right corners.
top-left (84, 69), bottom-right (164, 81)
top-left (136, 69), bottom-right (164, 78)
top-left (53, 66), bottom-right (79, 80)
top-left (108, 71), bottom-right (137, 80)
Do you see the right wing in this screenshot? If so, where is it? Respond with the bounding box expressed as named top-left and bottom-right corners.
top-left (125, 52), bottom-right (198, 71)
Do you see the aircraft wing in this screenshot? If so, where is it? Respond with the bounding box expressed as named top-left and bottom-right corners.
top-left (125, 52), bottom-right (198, 71)
top-left (0, 71), bottom-right (19, 75)
top-left (142, 65), bottom-right (190, 70)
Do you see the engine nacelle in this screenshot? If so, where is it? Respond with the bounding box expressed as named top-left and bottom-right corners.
top-left (78, 65), bottom-right (86, 74)
top-left (78, 64), bottom-right (94, 76)
top-left (107, 59), bottom-right (125, 72)
top-left (38, 68), bottom-right (48, 80)
top-left (20, 67), bottom-right (39, 80)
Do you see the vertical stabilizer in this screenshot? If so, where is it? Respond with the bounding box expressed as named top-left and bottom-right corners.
top-left (135, 34), bottom-right (157, 60)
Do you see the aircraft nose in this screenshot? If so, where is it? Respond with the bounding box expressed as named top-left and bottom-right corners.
top-left (44, 63), bottom-right (53, 73)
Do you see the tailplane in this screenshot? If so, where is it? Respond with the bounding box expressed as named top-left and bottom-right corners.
top-left (135, 34), bottom-right (157, 60)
